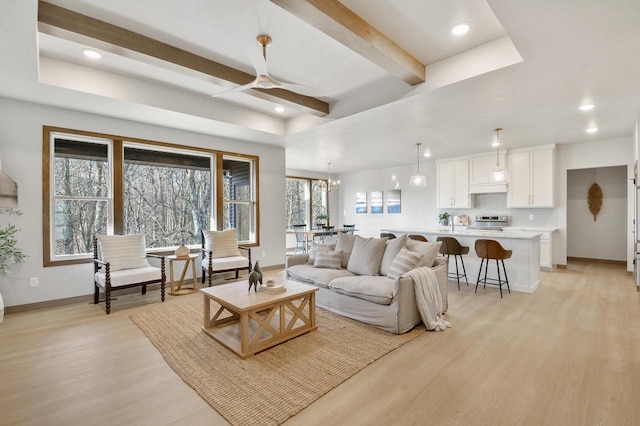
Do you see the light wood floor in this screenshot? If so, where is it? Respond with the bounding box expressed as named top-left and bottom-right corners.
top-left (1, 260), bottom-right (638, 425)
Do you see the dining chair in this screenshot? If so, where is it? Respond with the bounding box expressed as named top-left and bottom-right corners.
top-left (292, 224), bottom-right (308, 253)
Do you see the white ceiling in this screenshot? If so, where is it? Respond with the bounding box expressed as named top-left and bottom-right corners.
top-left (1, 0), bottom-right (639, 174)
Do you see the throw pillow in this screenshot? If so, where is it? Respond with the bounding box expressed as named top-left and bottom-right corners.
top-left (379, 234), bottom-right (407, 276)
top-left (97, 234), bottom-right (150, 271)
top-left (335, 233), bottom-right (357, 268)
top-left (346, 235), bottom-right (387, 276)
top-left (307, 243), bottom-right (336, 264)
top-left (313, 250), bottom-right (343, 269)
top-left (203, 229), bottom-right (241, 259)
top-left (406, 239), bottom-right (442, 268)
top-left (388, 247), bottom-right (424, 279)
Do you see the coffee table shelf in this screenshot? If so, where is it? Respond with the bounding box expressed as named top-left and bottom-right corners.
top-left (201, 280), bottom-right (318, 359)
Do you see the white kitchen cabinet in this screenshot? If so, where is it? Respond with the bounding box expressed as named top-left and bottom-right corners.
top-left (540, 235), bottom-right (551, 271)
top-left (469, 151), bottom-right (507, 193)
top-left (507, 145), bottom-right (555, 208)
top-left (436, 159), bottom-right (471, 208)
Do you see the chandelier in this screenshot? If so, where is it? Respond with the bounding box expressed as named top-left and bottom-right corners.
top-left (409, 142), bottom-right (427, 187)
top-left (325, 162), bottom-right (340, 192)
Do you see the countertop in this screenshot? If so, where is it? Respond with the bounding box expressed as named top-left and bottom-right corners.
top-left (382, 227), bottom-right (542, 240)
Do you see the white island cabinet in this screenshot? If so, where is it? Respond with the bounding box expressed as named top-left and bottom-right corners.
top-left (504, 226), bottom-right (557, 271)
top-left (382, 228), bottom-right (541, 293)
top-left (436, 159), bottom-right (472, 208)
top-left (507, 145), bottom-right (555, 208)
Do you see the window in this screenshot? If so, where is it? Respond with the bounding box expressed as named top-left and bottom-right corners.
top-left (52, 137), bottom-right (111, 258)
top-left (222, 156), bottom-right (256, 242)
top-left (44, 127), bottom-right (259, 266)
top-left (123, 144), bottom-right (212, 248)
top-left (285, 177), bottom-right (327, 229)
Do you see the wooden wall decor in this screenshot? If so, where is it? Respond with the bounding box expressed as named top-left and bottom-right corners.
top-left (588, 183), bottom-right (603, 221)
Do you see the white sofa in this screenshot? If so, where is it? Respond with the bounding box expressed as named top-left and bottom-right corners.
top-left (285, 234), bottom-right (448, 334)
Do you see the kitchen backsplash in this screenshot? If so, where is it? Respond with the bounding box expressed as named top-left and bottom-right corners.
top-left (443, 193), bottom-right (557, 227)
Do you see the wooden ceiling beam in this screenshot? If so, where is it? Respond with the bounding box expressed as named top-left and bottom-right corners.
top-left (37, 1), bottom-right (329, 116)
top-left (271, 0), bottom-right (425, 86)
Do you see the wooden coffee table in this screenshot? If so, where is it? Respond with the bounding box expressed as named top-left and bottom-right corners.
top-left (201, 280), bottom-right (318, 359)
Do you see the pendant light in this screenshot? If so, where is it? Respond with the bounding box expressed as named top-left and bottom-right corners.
top-left (491, 128), bottom-right (508, 182)
top-left (409, 143), bottom-right (427, 187)
top-left (326, 162), bottom-right (340, 192)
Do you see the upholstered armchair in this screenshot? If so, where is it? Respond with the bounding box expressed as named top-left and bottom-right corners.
top-left (93, 234), bottom-right (166, 314)
top-left (201, 229), bottom-right (251, 287)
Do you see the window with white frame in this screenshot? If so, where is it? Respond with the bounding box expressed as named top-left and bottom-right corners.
top-left (52, 136), bottom-right (112, 258)
top-left (222, 156), bottom-right (256, 243)
top-left (44, 128), bottom-right (259, 266)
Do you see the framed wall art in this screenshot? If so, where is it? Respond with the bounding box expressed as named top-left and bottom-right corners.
top-left (355, 192), bottom-right (367, 214)
top-left (387, 189), bottom-right (401, 213)
top-left (370, 190), bottom-right (383, 213)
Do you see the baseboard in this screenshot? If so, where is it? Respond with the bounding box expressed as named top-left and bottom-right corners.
top-left (567, 257), bottom-right (626, 265)
top-left (557, 264), bottom-right (567, 269)
top-left (5, 266), bottom-right (285, 314)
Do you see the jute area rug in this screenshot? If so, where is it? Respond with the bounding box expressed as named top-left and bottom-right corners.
top-left (131, 301), bottom-right (424, 426)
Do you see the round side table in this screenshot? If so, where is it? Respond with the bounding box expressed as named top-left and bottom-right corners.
top-left (168, 254), bottom-right (199, 295)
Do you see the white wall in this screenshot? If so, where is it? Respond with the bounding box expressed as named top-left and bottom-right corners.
top-left (0, 97), bottom-right (286, 307)
top-left (338, 162), bottom-right (439, 238)
top-left (567, 166), bottom-right (627, 261)
top-left (556, 137), bottom-right (634, 270)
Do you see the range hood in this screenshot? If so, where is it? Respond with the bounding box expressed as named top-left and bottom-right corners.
top-left (0, 157), bottom-right (18, 208)
top-left (469, 183), bottom-right (507, 194)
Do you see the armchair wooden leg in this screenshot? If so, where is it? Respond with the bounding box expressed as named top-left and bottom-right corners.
top-left (142, 284), bottom-right (147, 295)
top-left (161, 280), bottom-right (165, 302)
top-left (201, 269), bottom-right (205, 284)
top-left (94, 284), bottom-right (99, 304)
top-left (208, 270), bottom-right (213, 287)
top-left (105, 288), bottom-right (111, 315)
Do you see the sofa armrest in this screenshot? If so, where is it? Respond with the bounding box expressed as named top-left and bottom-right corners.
top-left (285, 253), bottom-right (309, 269)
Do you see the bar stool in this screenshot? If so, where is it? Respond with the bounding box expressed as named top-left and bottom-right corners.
top-left (436, 236), bottom-right (469, 290)
top-left (474, 239), bottom-right (512, 298)
top-left (408, 234), bottom-right (428, 242)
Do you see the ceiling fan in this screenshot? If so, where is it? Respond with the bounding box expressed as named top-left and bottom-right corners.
top-left (212, 34), bottom-right (324, 99)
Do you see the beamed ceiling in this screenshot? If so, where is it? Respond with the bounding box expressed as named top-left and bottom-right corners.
top-left (0, 0), bottom-right (639, 173)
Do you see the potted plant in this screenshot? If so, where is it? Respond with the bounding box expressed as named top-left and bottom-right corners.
top-left (438, 212), bottom-right (450, 226)
top-left (315, 213), bottom-right (329, 228)
top-left (0, 209), bottom-right (26, 323)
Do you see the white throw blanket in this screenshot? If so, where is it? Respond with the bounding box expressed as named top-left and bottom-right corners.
top-left (405, 267), bottom-right (451, 331)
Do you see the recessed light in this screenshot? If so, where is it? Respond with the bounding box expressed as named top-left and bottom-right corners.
top-left (274, 105), bottom-right (285, 113)
top-left (451, 23), bottom-right (470, 36)
top-left (579, 104), bottom-right (595, 111)
top-left (423, 150), bottom-right (431, 157)
top-left (586, 127), bottom-right (598, 133)
top-left (491, 141), bottom-right (500, 147)
top-left (83, 49), bottom-right (101, 60)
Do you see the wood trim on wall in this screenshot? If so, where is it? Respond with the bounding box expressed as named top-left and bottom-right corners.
top-left (42, 126), bottom-right (261, 267)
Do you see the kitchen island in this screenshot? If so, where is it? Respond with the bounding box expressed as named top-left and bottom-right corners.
top-left (382, 227), bottom-right (541, 293)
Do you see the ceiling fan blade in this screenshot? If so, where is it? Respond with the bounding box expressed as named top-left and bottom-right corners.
top-left (211, 81), bottom-right (255, 98)
top-left (247, 46), bottom-right (269, 77)
top-left (277, 81), bottom-right (325, 98)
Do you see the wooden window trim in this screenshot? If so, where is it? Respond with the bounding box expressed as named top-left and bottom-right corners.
top-left (43, 125), bottom-right (260, 267)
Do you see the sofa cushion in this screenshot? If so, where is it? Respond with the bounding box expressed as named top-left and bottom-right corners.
top-left (388, 247), bottom-right (424, 279)
top-left (307, 243), bottom-right (336, 264)
top-left (313, 250), bottom-right (343, 269)
top-left (328, 276), bottom-right (395, 305)
top-left (96, 234), bottom-right (150, 271)
top-left (203, 229), bottom-right (241, 259)
top-left (287, 264), bottom-right (355, 288)
top-left (347, 236), bottom-right (387, 276)
top-left (334, 233), bottom-right (357, 268)
top-left (379, 234), bottom-right (407, 276)
top-left (406, 240), bottom-right (442, 267)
